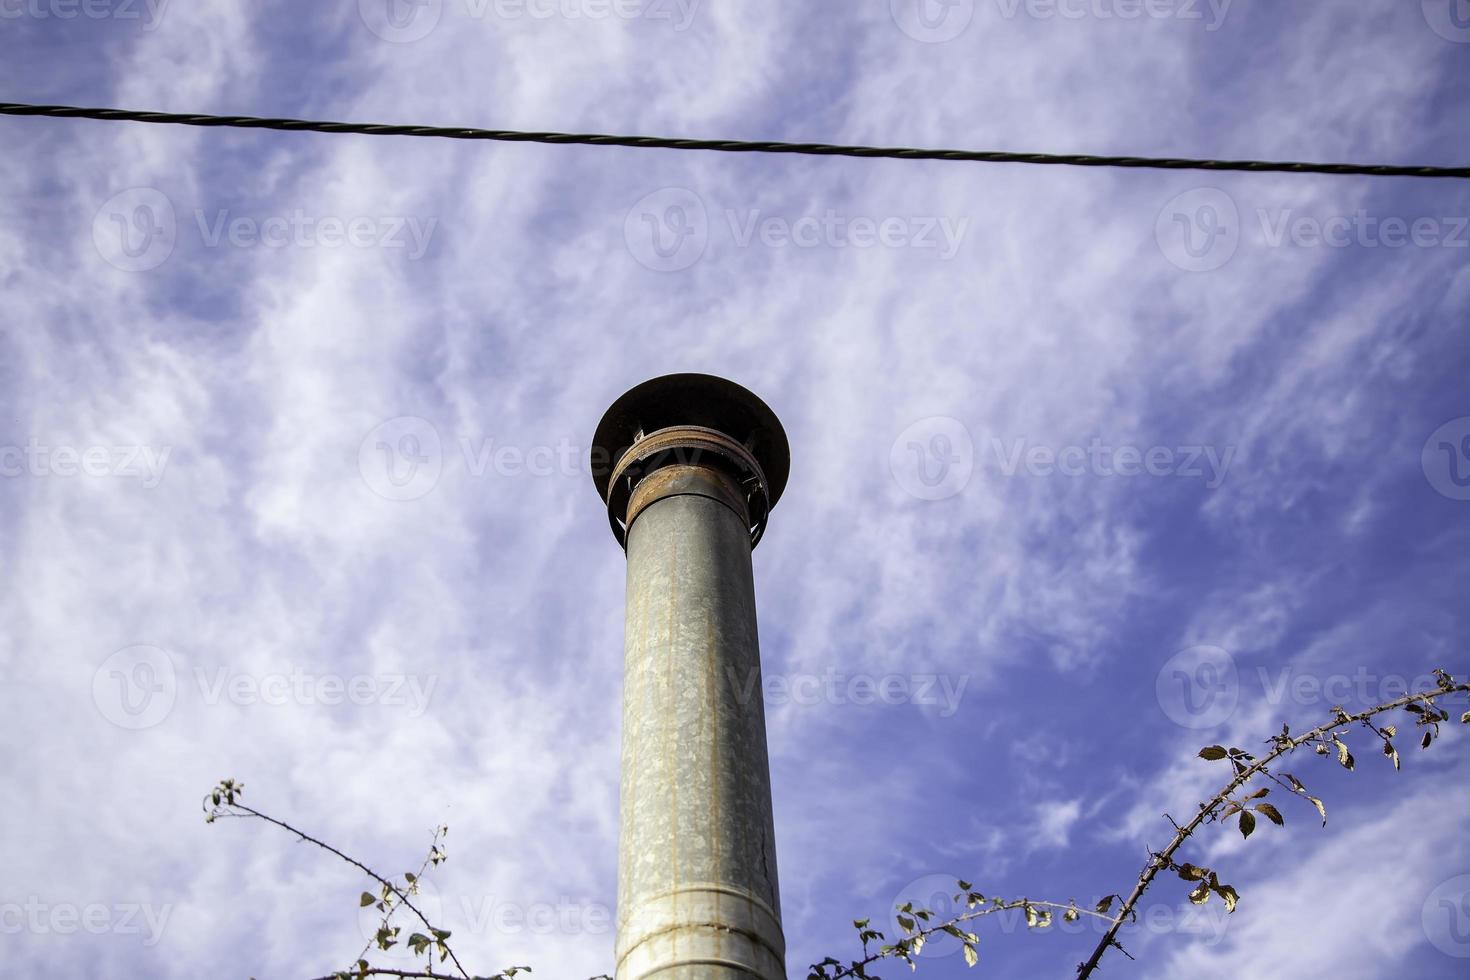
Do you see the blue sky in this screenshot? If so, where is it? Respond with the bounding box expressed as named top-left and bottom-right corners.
top-left (2, 1), bottom-right (1470, 977)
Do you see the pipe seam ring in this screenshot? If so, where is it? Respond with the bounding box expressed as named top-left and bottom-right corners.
top-left (605, 425), bottom-right (772, 550)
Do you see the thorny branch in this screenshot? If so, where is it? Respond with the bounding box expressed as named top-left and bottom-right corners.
top-left (1074, 673), bottom-right (1468, 978)
top-left (202, 781), bottom-right (475, 980)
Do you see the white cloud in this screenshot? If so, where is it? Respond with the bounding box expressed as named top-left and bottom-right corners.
top-left (1032, 798), bottom-right (1084, 851)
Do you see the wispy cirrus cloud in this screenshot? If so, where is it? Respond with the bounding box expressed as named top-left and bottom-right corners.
top-left (1, 2), bottom-right (1468, 978)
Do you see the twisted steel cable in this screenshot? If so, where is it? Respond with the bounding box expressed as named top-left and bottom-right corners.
top-left (3, 101), bottom-right (1468, 179)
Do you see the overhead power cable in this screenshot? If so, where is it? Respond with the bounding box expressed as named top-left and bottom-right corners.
top-left (2, 101), bottom-right (1468, 180)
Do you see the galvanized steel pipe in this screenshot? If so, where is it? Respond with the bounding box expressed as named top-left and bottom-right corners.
top-left (592, 376), bottom-right (790, 980)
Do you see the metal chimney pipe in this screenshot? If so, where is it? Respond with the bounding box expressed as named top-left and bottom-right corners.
top-left (592, 374), bottom-right (790, 980)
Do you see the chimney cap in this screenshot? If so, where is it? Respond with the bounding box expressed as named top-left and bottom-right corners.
top-left (591, 373), bottom-right (790, 512)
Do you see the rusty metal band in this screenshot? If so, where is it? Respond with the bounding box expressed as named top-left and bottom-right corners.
top-left (604, 425), bottom-right (772, 550)
top-left (626, 464), bottom-right (751, 540)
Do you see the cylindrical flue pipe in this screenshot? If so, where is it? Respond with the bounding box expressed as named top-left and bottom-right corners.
top-left (592, 375), bottom-right (790, 980)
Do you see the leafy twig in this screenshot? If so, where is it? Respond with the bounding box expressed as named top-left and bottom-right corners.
top-left (202, 780), bottom-right (472, 980)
